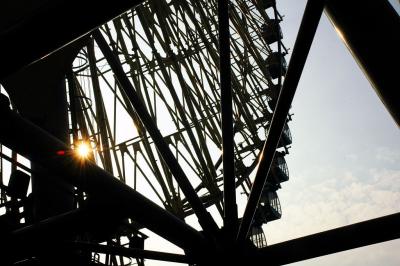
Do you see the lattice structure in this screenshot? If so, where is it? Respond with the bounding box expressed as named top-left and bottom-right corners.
top-left (4, 0), bottom-right (395, 265)
top-left (69, 0), bottom-right (291, 224)
top-left (0, 0), bottom-right (291, 263)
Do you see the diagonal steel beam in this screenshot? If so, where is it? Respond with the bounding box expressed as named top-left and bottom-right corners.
top-left (325, 0), bottom-right (400, 127)
top-left (236, 0), bottom-right (325, 243)
top-left (217, 0), bottom-right (238, 240)
top-left (93, 30), bottom-right (219, 237)
top-left (0, 0), bottom-right (146, 80)
top-left (254, 213), bottom-right (400, 265)
top-left (0, 105), bottom-right (207, 253)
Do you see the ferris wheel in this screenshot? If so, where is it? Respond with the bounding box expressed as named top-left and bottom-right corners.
top-left (67, 0), bottom-right (291, 239)
top-left (0, 0), bottom-right (398, 265)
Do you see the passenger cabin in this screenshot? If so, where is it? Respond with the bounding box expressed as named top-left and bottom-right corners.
top-left (261, 20), bottom-right (283, 45)
top-left (254, 190), bottom-right (282, 226)
top-left (269, 152), bottom-right (289, 183)
top-left (264, 121), bottom-right (292, 150)
top-left (277, 122), bottom-right (292, 148)
top-left (281, 123), bottom-right (292, 146)
top-left (266, 52), bottom-right (287, 79)
top-left (267, 83), bottom-right (280, 111)
top-left (249, 225), bottom-right (268, 248)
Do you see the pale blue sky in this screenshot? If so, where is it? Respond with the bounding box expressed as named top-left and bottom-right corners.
top-left (264, 1), bottom-right (400, 265)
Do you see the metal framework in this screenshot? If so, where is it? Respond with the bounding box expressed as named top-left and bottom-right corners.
top-left (0, 0), bottom-right (399, 265)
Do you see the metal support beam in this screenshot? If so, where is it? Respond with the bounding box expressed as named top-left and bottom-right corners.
top-left (237, 0), bottom-right (325, 243)
top-left (218, 0), bottom-right (238, 240)
top-left (64, 242), bottom-right (193, 264)
top-left (2, 43), bottom-right (82, 228)
top-left (0, 106), bottom-right (207, 254)
top-left (4, 210), bottom-right (193, 264)
top-left (254, 213), bottom-right (400, 265)
top-left (325, 0), bottom-right (400, 127)
top-left (93, 30), bottom-right (219, 237)
top-left (4, 209), bottom-right (91, 263)
top-left (0, 0), bottom-right (146, 80)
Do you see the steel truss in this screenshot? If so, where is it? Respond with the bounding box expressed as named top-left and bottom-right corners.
top-left (0, 0), bottom-right (399, 265)
top-left (67, 0), bottom-right (291, 222)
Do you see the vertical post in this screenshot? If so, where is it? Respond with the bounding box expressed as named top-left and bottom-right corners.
top-left (87, 39), bottom-right (114, 173)
top-left (218, 0), bottom-right (238, 240)
top-left (1, 42), bottom-right (87, 264)
top-left (237, 0), bottom-right (325, 244)
top-left (66, 70), bottom-right (78, 145)
top-left (29, 80), bottom-right (73, 221)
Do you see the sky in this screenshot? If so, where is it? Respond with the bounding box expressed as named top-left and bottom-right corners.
top-left (263, 1), bottom-right (400, 265)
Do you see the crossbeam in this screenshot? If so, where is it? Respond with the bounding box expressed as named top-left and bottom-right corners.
top-left (254, 213), bottom-right (400, 265)
top-left (64, 242), bottom-right (193, 264)
top-left (0, 106), bottom-right (207, 254)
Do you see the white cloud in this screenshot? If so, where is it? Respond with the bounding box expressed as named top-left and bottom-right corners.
top-left (290, 240), bottom-right (400, 266)
top-left (266, 169), bottom-right (400, 239)
top-left (264, 167), bottom-right (400, 266)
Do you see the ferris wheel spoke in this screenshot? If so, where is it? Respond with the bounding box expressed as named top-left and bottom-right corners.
top-left (93, 29), bottom-right (219, 237)
top-left (217, 0), bottom-right (239, 240)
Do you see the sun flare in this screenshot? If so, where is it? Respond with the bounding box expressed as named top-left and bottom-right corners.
top-left (76, 142), bottom-right (91, 159)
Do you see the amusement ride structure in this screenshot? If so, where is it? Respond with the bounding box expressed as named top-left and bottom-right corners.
top-left (0, 0), bottom-right (399, 265)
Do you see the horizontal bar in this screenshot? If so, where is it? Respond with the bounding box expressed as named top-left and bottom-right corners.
top-left (0, 150), bottom-right (32, 173)
top-left (237, 0), bottom-right (325, 243)
top-left (65, 242), bottom-right (193, 264)
top-left (1, 210), bottom-right (82, 263)
top-left (254, 212), bottom-right (400, 265)
top-left (0, 106), bottom-right (207, 254)
top-left (5, 216), bottom-right (192, 264)
top-left (0, 0), bottom-right (146, 80)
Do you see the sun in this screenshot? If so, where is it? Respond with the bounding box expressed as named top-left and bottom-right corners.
top-left (76, 141), bottom-right (91, 159)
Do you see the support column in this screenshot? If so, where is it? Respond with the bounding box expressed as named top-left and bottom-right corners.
top-left (1, 40), bottom-right (87, 265)
top-left (29, 79), bottom-right (73, 221)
